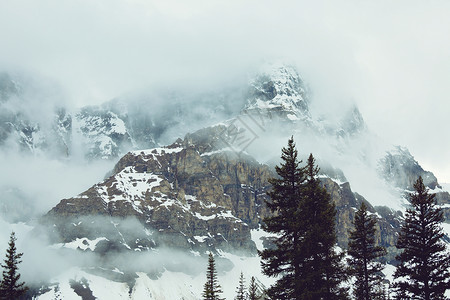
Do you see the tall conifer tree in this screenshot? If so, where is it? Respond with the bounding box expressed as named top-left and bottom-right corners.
top-left (301, 154), bottom-right (348, 299)
top-left (259, 137), bottom-right (348, 299)
top-left (393, 176), bottom-right (450, 299)
top-left (259, 137), bottom-right (305, 299)
top-left (202, 253), bottom-right (224, 300)
top-left (0, 231), bottom-right (27, 300)
top-left (248, 276), bottom-right (261, 300)
top-left (235, 272), bottom-right (246, 300)
top-left (348, 202), bottom-right (386, 300)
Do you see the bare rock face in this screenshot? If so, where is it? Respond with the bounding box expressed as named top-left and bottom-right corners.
top-left (0, 72), bottom-right (20, 102)
top-left (42, 124), bottom-right (404, 260)
top-left (434, 191), bottom-right (450, 224)
top-left (336, 105), bottom-right (367, 138)
top-left (319, 178), bottom-right (399, 261)
top-left (75, 105), bottom-right (134, 160)
top-left (379, 146), bottom-right (440, 190)
top-left (43, 126), bottom-right (274, 254)
top-left (244, 64), bottom-right (311, 122)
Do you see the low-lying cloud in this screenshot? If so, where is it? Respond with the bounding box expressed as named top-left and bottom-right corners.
top-left (0, 149), bottom-right (114, 220)
top-left (1, 0), bottom-right (449, 180)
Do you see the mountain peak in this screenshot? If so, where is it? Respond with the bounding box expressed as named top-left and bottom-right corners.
top-left (0, 72), bottom-right (21, 102)
top-left (338, 104), bottom-right (366, 137)
top-left (244, 63), bottom-right (310, 121)
top-left (379, 145), bottom-right (440, 190)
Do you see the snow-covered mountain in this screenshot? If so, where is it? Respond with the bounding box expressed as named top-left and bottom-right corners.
top-left (0, 71), bottom-right (246, 160)
top-left (379, 145), bottom-right (440, 190)
top-left (0, 64), bottom-right (376, 161)
top-left (1, 64), bottom-right (449, 299)
top-left (244, 63), bottom-right (311, 121)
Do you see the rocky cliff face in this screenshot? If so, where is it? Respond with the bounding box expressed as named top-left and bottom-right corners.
top-left (336, 105), bottom-right (366, 138)
top-left (0, 73), bottom-right (246, 160)
top-left (75, 105), bottom-right (134, 160)
top-left (0, 72), bottom-right (71, 156)
top-left (0, 64), bottom-right (374, 161)
top-left (377, 145), bottom-right (450, 229)
top-left (244, 64), bottom-right (310, 122)
top-left (42, 124), bottom-right (403, 262)
top-left (3, 107), bottom-right (71, 158)
top-left (434, 191), bottom-right (450, 225)
top-left (0, 72), bottom-right (20, 102)
top-left (3, 64), bottom-right (448, 262)
top-left (379, 146), bottom-right (440, 190)
top-left (43, 125), bottom-right (273, 254)
top-left (319, 178), bottom-right (401, 260)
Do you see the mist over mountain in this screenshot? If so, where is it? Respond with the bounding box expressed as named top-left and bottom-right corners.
top-left (0, 0), bottom-right (449, 298)
top-left (0, 62), bottom-right (448, 299)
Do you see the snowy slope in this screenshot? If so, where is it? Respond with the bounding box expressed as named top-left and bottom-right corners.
top-left (36, 229), bottom-right (275, 300)
top-left (244, 63), bottom-right (310, 121)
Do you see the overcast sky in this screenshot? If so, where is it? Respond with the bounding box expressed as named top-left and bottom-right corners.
top-left (1, 0), bottom-right (450, 182)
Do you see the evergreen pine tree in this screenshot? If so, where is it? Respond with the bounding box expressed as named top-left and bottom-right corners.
top-left (348, 202), bottom-right (387, 300)
top-left (259, 137), bottom-right (306, 299)
top-left (301, 154), bottom-right (349, 299)
top-left (235, 272), bottom-right (246, 300)
top-left (202, 253), bottom-right (224, 300)
top-left (0, 231), bottom-right (27, 300)
top-left (259, 137), bottom-right (348, 299)
top-left (248, 276), bottom-right (260, 300)
top-left (393, 176), bottom-right (450, 299)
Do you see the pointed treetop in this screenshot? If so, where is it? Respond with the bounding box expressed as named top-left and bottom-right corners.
top-left (393, 176), bottom-right (450, 299)
top-left (0, 231), bottom-right (28, 299)
top-left (413, 176), bottom-right (427, 195)
top-left (281, 136), bottom-right (298, 161)
top-left (235, 271), bottom-right (246, 300)
top-left (306, 153), bottom-right (320, 179)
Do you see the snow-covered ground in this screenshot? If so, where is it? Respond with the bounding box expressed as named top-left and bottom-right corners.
top-left (35, 228), bottom-right (276, 300)
top-left (2, 219), bottom-right (449, 299)
top-left (36, 253), bottom-right (271, 300)
top-left (442, 223), bottom-right (450, 237)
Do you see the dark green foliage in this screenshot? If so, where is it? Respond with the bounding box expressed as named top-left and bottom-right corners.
top-left (259, 137), bottom-right (348, 299)
top-left (348, 202), bottom-right (387, 300)
top-left (248, 276), bottom-right (261, 300)
top-left (393, 176), bottom-right (450, 299)
top-left (202, 253), bottom-right (224, 300)
top-left (260, 137), bottom-right (305, 299)
top-left (235, 272), bottom-right (246, 300)
top-left (0, 232), bottom-right (27, 300)
top-left (302, 154), bottom-right (349, 300)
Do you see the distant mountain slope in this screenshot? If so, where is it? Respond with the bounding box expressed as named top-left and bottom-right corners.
top-left (0, 64), bottom-right (368, 160)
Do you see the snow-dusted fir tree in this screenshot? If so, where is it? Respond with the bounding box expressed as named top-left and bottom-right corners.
top-left (0, 232), bottom-right (27, 300)
top-left (260, 137), bottom-right (348, 299)
top-left (202, 253), bottom-right (224, 300)
top-left (393, 176), bottom-right (450, 299)
top-left (248, 276), bottom-right (261, 300)
top-left (347, 202), bottom-right (386, 300)
top-left (235, 272), bottom-right (246, 300)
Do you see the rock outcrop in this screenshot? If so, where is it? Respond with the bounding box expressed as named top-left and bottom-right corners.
top-left (43, 126), bottom-right (273, 254)
top-left (42, 124), bottom-right (402, 261)
top-left (379, 146), bottom-right (440, 190)
top-left (244, 64), bottom-right (310, 122)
